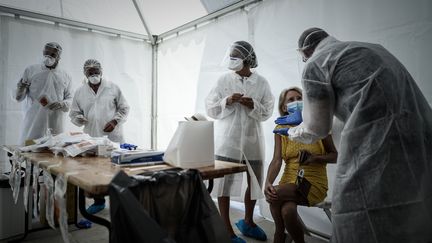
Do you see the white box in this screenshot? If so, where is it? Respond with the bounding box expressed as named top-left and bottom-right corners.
top-left (164, 121), bottom-right (214, 168)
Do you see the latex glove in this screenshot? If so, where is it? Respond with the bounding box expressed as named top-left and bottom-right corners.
top-left (275, 109), bottom-right (302, 125)
top-left (47, 101), bottom-right (64, 111)
top-left (17, 80), bottom-right (30, 90)
top-left (103, 120), bottom-right (117, 133)
top-left (226, 93), bottom-right (244, 105)
top-left (75, 115), bottom-right (88, 125)
top-left (16, 80), bottom-right (30, 100)
top-left (273, 127), bottom-right (289, 136)
top-left (239, 97), bottom-right (254, 109)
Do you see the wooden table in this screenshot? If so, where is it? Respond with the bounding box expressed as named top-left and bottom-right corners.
top-left (2, 145), bottom-right (247, 239)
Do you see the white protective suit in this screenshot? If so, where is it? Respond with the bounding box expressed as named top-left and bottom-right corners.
top-left (16, 64), bottom-right (72, 144)
top-left (289, 36), bottom-right (432, 242)
top-left (206, 72), bottom-right (274, 199)
top-left (69, 79), bottom-right (129, 143)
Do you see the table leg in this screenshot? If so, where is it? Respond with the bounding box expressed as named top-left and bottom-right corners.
top-left (207, 179), bottom-right (214, 193)
top-left (78, 188), bottom-right (111, 237)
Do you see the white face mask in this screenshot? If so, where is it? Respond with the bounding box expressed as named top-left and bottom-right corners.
top-left (88, 75), bottom-right (101, 84)
top-left (43, 55), bottom-right (56, 67)
top-left (286, 100), bottom-right (303, 113)
top-left (228, 57), bottom-right (244, 71)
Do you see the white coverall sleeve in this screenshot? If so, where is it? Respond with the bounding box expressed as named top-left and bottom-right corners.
top-left (61, 74), bottom-right (73, 112)
top-left (69, 91), bottom-right (85, 127)
top-left (112, 87), bottom-right (130, 125)
top-left (205, 79), bottom-right (235, 120)
top-left (289, 62), bottom-right (335, 144)
top-left (248, 80), bottom-right (274, 121)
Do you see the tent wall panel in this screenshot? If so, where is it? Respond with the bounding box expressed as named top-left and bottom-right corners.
top-left (0, 15), bottom-right (152, 172)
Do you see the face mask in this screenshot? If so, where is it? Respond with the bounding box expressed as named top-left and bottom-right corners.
top-left (228, 57), bottom-right (244, 71)
top-left (43, 55), bottom-right (56, 67)
top-left (88, 75), bottom-right (101, 84)
top-left (286, 100), bottom-right (303, 114)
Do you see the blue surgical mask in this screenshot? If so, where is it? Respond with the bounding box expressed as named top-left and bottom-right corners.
top-left (286, 101), bottom-right (303, 114)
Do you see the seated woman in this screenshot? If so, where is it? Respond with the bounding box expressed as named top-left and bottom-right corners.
top-left (264, 87), bottom-right (337, 243)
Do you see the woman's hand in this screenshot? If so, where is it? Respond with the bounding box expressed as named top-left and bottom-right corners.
top-left (226, 93), bottom-right (244, 105)
top-left (264, 182), bottom-right (278, 203)
top-left (299, 150), bottom-right (319, 165)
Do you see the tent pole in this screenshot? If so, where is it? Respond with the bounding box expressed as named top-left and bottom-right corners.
top-left (0, 4), bottom-right (148, 41)
top-left (158, 0), bottom-right (261, 41)
top-left (131, 0), bottom-right (155, 44)
top-left (151, 38), bottom-right (158, 150)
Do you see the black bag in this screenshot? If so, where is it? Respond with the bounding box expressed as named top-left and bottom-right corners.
top-left (109, 169), bottom-right (230, 243)
top-left (295, 151), bottom-right (312, 205)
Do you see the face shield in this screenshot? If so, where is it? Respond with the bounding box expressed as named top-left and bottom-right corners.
top-left (297, 46), bottom-right (312, 62)
top-left (297, 28), bottom-right (329, 63)
top-left (83, 59), bottom-right (102, 76)
top-left (43, 43), bottom-right (62, 67)
top-left (83, 59), bottom-right (103, 84)
top-left (221, 42), bottom-right (258, 70)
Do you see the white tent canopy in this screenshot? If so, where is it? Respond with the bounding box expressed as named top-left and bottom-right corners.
top-left (1, 0), bottom-right (431, 238)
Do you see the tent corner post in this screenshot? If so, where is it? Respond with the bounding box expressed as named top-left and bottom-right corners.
top-left (150, 38), bottom-right (158, 150)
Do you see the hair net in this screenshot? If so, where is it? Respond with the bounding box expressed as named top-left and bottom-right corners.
top-left (278, 87), bottom-right (303, 116)
top-left (83, 59), bottom-right (102, 75)
top-left (298, 27), bottom-right (329, 50)
top-left (231, 41), bottom-right (258, 68)
top-left (44, 42), bottom-right (62, 55)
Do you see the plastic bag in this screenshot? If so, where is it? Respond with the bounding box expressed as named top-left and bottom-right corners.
top-left (32, 162), bottom-right (40, 218)
top-left (54, 173), bottom-right (77, 243)
top-left (44, 170), bottom-right (55, 229)
top-left (23, 159), bottom-right (32, 211)
top-left (109, 169), bottom-right (230, 243)
top-left (9, 152), bottom-right (24, 204)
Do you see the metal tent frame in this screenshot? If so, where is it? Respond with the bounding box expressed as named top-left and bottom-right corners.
top-left (0, 0), bottom-right (262, 149)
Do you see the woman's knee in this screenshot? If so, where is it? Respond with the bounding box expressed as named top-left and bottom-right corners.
top-left (275, 183), bottom-right (298, 201)
top-left (281, 202), bottom-right (297, 219)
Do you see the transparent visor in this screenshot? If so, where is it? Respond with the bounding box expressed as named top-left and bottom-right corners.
top-left (84, 67), bottom-right (102, 77)
top-left (221, 44), bottom-right (253, 67)
top-left (296, 46), bottom-right (311, 62)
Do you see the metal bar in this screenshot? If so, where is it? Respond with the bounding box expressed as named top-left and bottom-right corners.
top-left (323, 208), bottom-right (332, 222)
top-left (0, 4), bottom-right (149, 41)
top-left (151, 43), bottom-right (158, 150)
top-left (158, 0), bottom-right (261, 41)
top-left (207, 179), bottom-right (214, 193)
top-left (131, 0), bottom-right (154, 44)
top-left (306, 228), bottom-right (331, 241)
top-left (78, 188), bottom-right (111, 234)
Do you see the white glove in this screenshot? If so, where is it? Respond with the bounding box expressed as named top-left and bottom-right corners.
top-left (47, 102), bottom-right (65, 111)
top-left (17, 80), bottom-right (31, 89)
top-left (74, 115), bottom-right (88, 125)
top-left (15, 80), bottom-right (30, 100)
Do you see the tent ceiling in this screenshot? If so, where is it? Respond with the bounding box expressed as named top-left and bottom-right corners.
top-left (0, 0), bottom-right (242, 36)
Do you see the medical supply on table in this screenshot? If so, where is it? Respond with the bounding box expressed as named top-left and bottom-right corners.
top-left (111, 150), bottom-right (164, 166)
top-left (120, 143), bottom-right (137, 150)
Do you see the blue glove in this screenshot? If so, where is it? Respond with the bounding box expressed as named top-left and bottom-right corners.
top-left (273, 127), bottom-right (289, 136)
top-left (120, 143), bottom-right (138, 150)
top-left (274, 109), bottom-right (302, 125)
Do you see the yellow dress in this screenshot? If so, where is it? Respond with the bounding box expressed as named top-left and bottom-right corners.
top-left (277, 125), bottom-right (328, 206)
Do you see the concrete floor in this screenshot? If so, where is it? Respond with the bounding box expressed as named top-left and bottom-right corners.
top-left (2, 199), bottom-right (328, 243)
